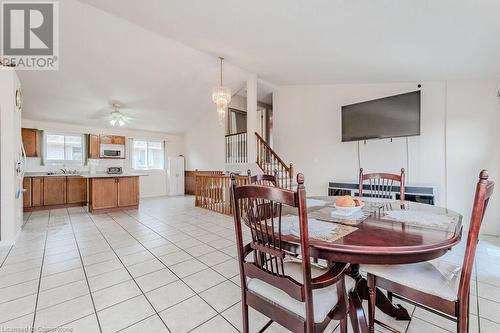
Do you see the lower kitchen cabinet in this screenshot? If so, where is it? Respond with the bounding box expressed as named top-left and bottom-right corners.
top-left (43, 177), bottom-right (67, 206)
top-left (24, 176), bottom-right (85, 211)
top-left (117, 177), bottom-right (139, 207)
top-left (31, 177), bottom-right (44, 207)
top-left (89, 176), bottom-right (139, 213)
top-left (67, 177), bottom-right (87, 204)
top-left (90, 178), bottom-right (118, 210)
top-left (23, 178), bottom-right (32, 208)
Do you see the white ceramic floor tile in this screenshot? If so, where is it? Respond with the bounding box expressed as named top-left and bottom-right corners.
top-left (97, 295), bottom-right (155, 333)
top-left (34, 294), bottom-right (94, 330)
top-left (92, 280), bottom-right (141, 311)
top-left (190, 315), bottom-right (238, 333)
top-left (169, 259), bottom-right (208, 278)
top-left (183, 268), bottom-right (226, 293)
top-left (134, 268), bottom-right (178, 292)
top-left (159, 295), bottom-right (217, 333)
top-left (199, 280), bottom-right (241, 312)
top-left (120, 315), bottom-right (169, 333)
top-left (146, 280), bottom-right (195, 312)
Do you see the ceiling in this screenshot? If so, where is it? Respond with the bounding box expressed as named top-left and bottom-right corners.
top-left (18, 0), bottom-right (500, 133)
top-left (18, 0), bottom-right (248, 133)
top-left (79, 0), bottom-right (500, 84)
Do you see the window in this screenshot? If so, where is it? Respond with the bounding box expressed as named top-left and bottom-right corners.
top-left (132, 140), bottom-right (164, 170)
top-left (45, 133), bottom-right (83, 162)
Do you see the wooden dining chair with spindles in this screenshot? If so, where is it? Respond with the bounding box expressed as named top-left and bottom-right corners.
top-left (358, 168), bottom-right (405, 201)
top-left (363, 170), bottom-right (494, 333)
top-left (230, 173), bottom-right (355, 333)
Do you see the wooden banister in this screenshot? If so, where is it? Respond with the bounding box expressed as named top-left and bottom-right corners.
top-left (255, 132), bottom-right (294, 189)
top-left (195, 173), bottom-right (249, 215)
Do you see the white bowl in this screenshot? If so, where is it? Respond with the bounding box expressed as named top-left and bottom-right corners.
top-left (333, 203), bottom-right (364, 214)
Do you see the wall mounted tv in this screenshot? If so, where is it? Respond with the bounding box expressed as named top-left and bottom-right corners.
top-left (341, 90), bottom-right (421, 142)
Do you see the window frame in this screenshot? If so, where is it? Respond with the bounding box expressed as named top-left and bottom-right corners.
top-left (131, 139), bottom-right (165, 171)
top-left (44, 132), bottom-right (85, 164)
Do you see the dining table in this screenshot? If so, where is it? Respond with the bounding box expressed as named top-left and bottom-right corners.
top-left (279, 196), bottom-right (463, 332)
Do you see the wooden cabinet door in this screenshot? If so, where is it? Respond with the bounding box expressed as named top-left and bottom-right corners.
top-left (117, 177), bottom-right (139, 207)
top-left (91, 178), bottom-right (118, 209)
top-left (32, 177), bottom-right (43, 207)
top-left (43, 177), bottom-right (67, 206)
top-left (99, 135), bottom-right (113, 145)
top-left (23, 178), bottom-right (32, 208)
top-left (112, 136), bottom-right (126, 145)
top-left (22, 128), bottom-right (38, 157)
top-left (67, 177), bottom-right (87, 204)
top-left (88, 134), bottom-right (100, 159)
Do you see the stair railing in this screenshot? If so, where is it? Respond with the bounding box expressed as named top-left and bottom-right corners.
top-left (255, 132), bottom-right (293, 189)
top-left (225, 131), bottom-right (248, 164)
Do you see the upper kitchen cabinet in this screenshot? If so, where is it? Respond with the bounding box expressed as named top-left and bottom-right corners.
top-left (99, 135), bottom-right (126, 145)
top-left (21, 128), bottom-right (39, 157)
top-left (88, 134), bottom-right (100, 159)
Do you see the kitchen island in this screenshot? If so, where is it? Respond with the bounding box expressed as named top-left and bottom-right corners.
top-left (23, 173), bottom-right (146, 213)
top-left (84, 174), bottom-right (144, 213)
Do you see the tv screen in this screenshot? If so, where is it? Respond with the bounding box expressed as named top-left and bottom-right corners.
top-left (341, 90), bottom-right (421, 142)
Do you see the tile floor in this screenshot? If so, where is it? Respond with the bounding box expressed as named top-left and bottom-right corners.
top-left (0, 196), bottom-right (499, 332)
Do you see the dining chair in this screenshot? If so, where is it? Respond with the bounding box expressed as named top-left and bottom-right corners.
top-left (363, 170), bottom-right (494, 333)
top-left (247, 170), bottom-right (278, 187)
top-left (230, 173), bottom-right (353, 333)
top-left (358, 168), bottom-right (405, 201)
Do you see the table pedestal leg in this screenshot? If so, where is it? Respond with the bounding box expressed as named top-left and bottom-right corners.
top-left (348, 264), bottom-right (411, 321)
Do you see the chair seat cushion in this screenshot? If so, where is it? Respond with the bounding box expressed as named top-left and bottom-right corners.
top-left (247, 261), bottom-right (355, 323)
top-left (361, 260), bottom-right (461, 301)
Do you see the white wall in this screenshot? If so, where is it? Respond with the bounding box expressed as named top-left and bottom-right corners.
top-left (274, 80), bottom-right (500, 235)
top-left (0, 69), bottom-right (23, 244)
top-left (184, 109), bottom-right (225, 171)
top-left (21, 119), bottom-right (185, 198)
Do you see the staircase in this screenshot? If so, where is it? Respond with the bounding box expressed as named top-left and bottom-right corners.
top-left (255, 132), bottom-right (294, 189)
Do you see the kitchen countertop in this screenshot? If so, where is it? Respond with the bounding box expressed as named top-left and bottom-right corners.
top-left (25, 172), bottom-right (147, 178)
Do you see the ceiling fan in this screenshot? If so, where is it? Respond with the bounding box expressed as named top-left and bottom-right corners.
top-left (108, 103), bottom-right (133, 126)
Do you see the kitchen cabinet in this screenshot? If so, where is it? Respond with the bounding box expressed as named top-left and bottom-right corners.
top-left (23, 178), bottom-right (32, 208)
top-left (117, 177), bottom-right (139, 207)
top-left (43, 177), bottom-right (67, 206)
top-left (99, 135), bottom-right (125, 145)
top-left (21, 128), bottom-right (39, 157)
top-left (90, 178), bottom-right (118, 210)
top-left (67, 177), bottom-right (87, 204)
top-left (89, 176), bottom-right (139, 213)
top-left (88, 134), bottom-right (100, 159)
top-left (31, 177), bottom-right (43, 207)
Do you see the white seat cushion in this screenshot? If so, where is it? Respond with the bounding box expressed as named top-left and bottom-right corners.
top-left (361, 260), bottom-right (461, 301)
top-left (247, 261), bottom-right (355, 323)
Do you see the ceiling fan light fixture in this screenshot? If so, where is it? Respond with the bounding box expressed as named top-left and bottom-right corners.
top-left (118, 119), bottom-right (125, 126)
top-left (109, 119), bottom-right (117, 126)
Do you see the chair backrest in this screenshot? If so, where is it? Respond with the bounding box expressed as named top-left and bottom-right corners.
top-left (359, 168), bottom-right (406, 200)
top-left (231, 173), bottom-right (314, 306)
top-left (458, 170), bottom-right (494, 301)
top-left (247, 170), bottom-right (278, 187)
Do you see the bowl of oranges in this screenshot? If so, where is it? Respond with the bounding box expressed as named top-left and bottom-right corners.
top-left (334, 195), bottom-right (364, 214)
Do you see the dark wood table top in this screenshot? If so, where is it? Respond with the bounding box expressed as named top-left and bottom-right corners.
top-left (282, 196), bottom-right (463, 265)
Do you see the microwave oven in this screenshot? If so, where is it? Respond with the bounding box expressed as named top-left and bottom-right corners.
top-left (100, 144), bottom-right (125, 158)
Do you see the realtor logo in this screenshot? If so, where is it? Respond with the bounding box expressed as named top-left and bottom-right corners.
top-left (1, 1), bottom-right (59, 70)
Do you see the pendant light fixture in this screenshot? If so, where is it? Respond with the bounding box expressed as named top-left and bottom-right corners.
top-left (212, 57), bottom-right (231, 125)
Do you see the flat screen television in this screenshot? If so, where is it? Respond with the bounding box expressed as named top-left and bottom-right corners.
top-left (341, 90), bottom-right (421, 142)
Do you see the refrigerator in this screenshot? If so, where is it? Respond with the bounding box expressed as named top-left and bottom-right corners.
top-left (0, 68), bottom-right (24, 245)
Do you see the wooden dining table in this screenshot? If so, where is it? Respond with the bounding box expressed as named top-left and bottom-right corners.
top-left (280, 196), bottom-right (463, 332)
